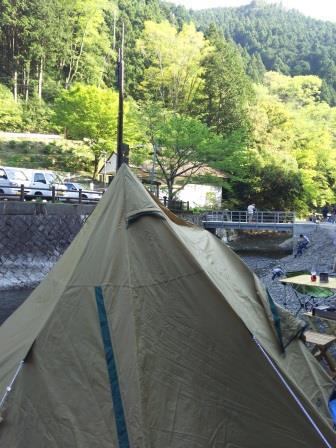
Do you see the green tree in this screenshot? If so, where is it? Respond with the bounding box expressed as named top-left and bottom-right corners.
top-left (0, 0), bottom-right (114, 102)
top-left (107, 0), bottom-right (164, 96)
top-left (190, 1), bottom-right (336, 105)
top-left (264, 72), bottom-right (322, 106)
top-left (247, 53), bottom-right (265, 83)
top-left (147, 109), bottom-right (222, 199)
top-left (59, 0), bottom-right (113, 89)
top-left (54, 84), bottom-right (141, 178)
top-left (201, 26), bottom-right (253, 136)
top-left (137, 21), bottom-right (209, 113)
top-left (21, 98), bottom-right (55, 132)
top-left (0, 84), bottom-right (22, 130)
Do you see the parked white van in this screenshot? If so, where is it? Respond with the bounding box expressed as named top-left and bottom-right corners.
top-left (0, 166), bottom-right (30, 196)
top-left (24, 169), bottom-right (66, 198)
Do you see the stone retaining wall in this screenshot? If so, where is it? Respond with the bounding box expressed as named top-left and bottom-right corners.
top-left (0, 204), bottom-right (202, 290)
top-left (0, 203), bottom-right (95, 290)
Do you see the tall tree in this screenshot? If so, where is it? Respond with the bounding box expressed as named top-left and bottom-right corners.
top-left (137, 21), bottom-right (209, 113)
top-left (200, 26), bottom-right (253, 136)
top-left (0, 0), bottom-right (114, 102)
top-left (58, 0), bottom-right (113, 89)
top-left (54, 84), bottom-right (142, 178)
top-left (146, 108), bottom-right (222, 199)
top-left (107, 0), bottom-right (163, 96)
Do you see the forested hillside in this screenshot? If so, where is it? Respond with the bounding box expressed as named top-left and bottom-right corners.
top-left (0, 0), bottom-right (336, 212)
top-left (179, 1), bottom-right (336, 105)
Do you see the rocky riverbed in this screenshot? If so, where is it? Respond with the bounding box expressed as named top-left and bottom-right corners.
top-left (244, 223), bottom-right (336, 315)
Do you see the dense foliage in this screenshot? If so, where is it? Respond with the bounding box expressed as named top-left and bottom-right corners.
top-left (0, 0), bottom-right (336, 212)
top-left (186, 1), bottom-right (336, 105)
top-left (215, 72), bottom-right (336, 211)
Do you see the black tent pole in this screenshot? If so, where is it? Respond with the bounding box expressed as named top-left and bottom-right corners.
top-left (116, 46), bottom-right (124, 170)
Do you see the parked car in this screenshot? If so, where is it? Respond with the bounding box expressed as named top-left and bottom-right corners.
top-left (63, 182), bottom-right (101, 200)
top-left (23, 169), bottom-right (66, 198)
top-left (0, 166), bottom-right (30, 197)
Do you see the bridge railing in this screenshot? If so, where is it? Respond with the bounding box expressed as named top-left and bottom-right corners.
top-left (203, 210), bottom-right (295, 224)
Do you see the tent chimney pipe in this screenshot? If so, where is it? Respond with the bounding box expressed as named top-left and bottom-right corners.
top-left (117, 45), bottom-right (124, 170)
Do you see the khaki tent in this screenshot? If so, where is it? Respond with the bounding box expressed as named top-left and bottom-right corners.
top-left (0, 164), bottom-right (335, 447)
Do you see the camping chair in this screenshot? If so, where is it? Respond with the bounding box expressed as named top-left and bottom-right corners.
top-left (284, 270), bottom-right (336, 316)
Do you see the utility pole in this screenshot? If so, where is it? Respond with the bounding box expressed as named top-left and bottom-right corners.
top-left (116, 23), bottom-right (129, 170)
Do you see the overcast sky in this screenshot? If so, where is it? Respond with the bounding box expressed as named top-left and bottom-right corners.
top-left (171, 0), bottom-right (336, 22)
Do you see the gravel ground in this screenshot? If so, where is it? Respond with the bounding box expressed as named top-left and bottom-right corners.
top-left (258, 224), bottom-right (336, 315)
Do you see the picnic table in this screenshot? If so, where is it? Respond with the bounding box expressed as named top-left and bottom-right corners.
top-left (281, 274), bottom-right (336, 315)
top-left (303, 330), bottom-right (336, 377)
top-left (281, 274), bottom-right (336, 290)
top-left (281, 275), bottom-right (336, 377)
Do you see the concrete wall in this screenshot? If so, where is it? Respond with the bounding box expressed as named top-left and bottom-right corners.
top-left (176, 184), bottom-right (222, 208)
top-left (0, 202), bottom-right (95, 290)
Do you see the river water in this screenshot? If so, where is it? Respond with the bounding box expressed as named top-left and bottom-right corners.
top-left (0, 288), bottom-right (34, 325)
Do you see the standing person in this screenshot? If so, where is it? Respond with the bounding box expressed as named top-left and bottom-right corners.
top-left (247, 203), bottom-right (256, 223)
top-left (294, 234), bottom-right (310, 257)
top-left (322, 204), bottom-right (329, 221)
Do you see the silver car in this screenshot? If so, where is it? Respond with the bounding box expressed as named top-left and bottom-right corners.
top-left (0, 167), bottom-right (30, 197)
top-left (23, 169), bottom-right (66, 198)
top-left (63, 182), bottom-right (101, 200)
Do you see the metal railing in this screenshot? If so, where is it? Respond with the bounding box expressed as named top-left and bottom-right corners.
top-left (162, 196), bottom-right (190, 212)
top-left (203, 210), bottom-right (295, 224)
top-left (0, 184), bottom-right (103, 204)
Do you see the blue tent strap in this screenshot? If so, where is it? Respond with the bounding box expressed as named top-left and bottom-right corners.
top-left (95, 286), bottom-right (130, 448)
top-left (266, 289), bottom-right (284, 352)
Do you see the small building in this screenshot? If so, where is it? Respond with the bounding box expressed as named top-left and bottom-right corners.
top-left (98, 153), bottom-right (117, 185)
top-left (175, 166), bottom-right (229, 209)
top-left (99, 154), bottom-right (227, 208)
top-left (98, 154), bottom-right (161, 196)
top-left (176, 183), bottom-right (222, 209)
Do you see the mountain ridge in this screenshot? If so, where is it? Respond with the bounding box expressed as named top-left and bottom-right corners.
top-left (163, 1), bottom-right (336, 104)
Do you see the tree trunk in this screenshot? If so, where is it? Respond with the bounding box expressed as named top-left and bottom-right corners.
top-left (167, 180), bottom-right (174, 201)
top-left (38, 57), bottom-right (43, 101)
top-left (92, 154), bottom-right (100, 180)
top-left (24, 64), bottom-right (30, 103)
top-left (13, 71), bottom-right (18, 102)
top-left (12, 33), bottom-right (18, 102)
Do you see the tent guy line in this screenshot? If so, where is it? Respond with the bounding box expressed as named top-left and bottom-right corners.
top-left (253, 336), bottom-right (333, 448)
top-left (0, 360), bottom-right (24, 410)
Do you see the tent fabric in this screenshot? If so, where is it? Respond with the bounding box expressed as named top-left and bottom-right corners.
top-left (0, 164), bottom-right (336, 447)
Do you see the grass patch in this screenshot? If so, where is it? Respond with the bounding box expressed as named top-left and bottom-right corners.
top-left (0, 139), bottom-right (94, 177)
